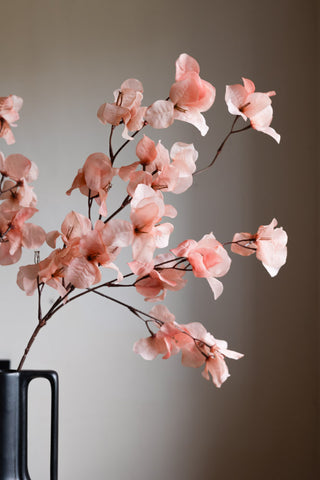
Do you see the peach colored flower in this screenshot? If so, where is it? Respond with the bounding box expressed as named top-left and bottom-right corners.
top-left (136, 135), bottom-right (157, 166)
top-left (66, 153), bottom-right (117, 217)
top-left (0, 95), bottom-right (23, 144)
top-left (145, 54), bottom-right (215, 136)
top-left (0, 205), bottom-right (45, 265)
top-left (225, 78), bottom-right (280, 143)
top-left (134, 305), bottom-right (243, 387)
top-left (135, 266), bottom-right (187, 302)
top-left (129, 184), bottom-right (176, 275)
top-left (133, 305), bottom-right (180, 360)
top-left (152, 142), bottom-right (198, 194)
top-left (201, 340), bottom-right (243, 388)
top-left (231, 218), bottom-right (287, 277)
top-left (171, 233), bottom-right (231, 299)
top-left (97, 79), bottom-right (146, 140)
top-left (169, 53), bottom-right (216, 135)
top-left (0, 153), bottom-right (38, 207)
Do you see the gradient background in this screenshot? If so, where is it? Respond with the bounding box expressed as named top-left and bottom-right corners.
top-left (0, 0), bottom-right (318, 479)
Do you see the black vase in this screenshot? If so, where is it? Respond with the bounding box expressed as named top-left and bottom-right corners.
top-left (0, 370), bottom-right (59, 480)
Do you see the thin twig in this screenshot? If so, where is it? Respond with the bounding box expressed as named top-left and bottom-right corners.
top-left (194, 117), bottom-right (252, 176)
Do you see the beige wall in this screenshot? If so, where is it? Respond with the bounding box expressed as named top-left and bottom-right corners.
top-left (0, 0), bottom-right (318, 479)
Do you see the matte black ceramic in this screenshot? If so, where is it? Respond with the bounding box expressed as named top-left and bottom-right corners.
top-left (0, 370), bottom-right (58, 480)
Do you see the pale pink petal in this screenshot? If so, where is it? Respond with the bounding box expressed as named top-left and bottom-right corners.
top-left (4, 154), bottom-right (32, 181)
top-left (66, 169), bottom-right (86, 196)
top-left (175, 53), bottom-right (200, 81)
top-left (61, 211), bottom-right (91, 241)
top-left (242, 77), bottom-right (255, 94)
top-left (22, 223), bottom-right (46, 249)
top-left (126, 106), bottom-right (147, 132)
top-left (65, 256), bottom-right (101, 289)
top-left (154, 222), bottom-right (174, 248)
top-left (120, 124), bottom-right (134, 141)
top-left (206, 276), bottom-right (224, 299)
top-left (102, 219), bottom-right (133, 247)
top-left (225, 84), bottom-right (248, 119)
top-left (202, 354), bottom-right (230, 388)
top-left (120, 78), bottom-right (143, 92)
top-left (218, 346), bottom-right (244, 360)
top-left (145, 100), bottom-right (174, 129)
top-left (83, 153), bottom-right (113, 192)
top-left (0, 241), bottom-right (21, 265)
top-left (97, 103), bottom-right (130, 126)
top-left (136, 135), bottom-right (157, 165)
top-left (181, 344), bottom-right (206, 368)
top-left (118, 161), bottom-right (140, 181)
top-left (128, 259), bottom-right (154, 276)
top-left (46, 230), bottom-right (61, 249)
top-left (170, 74), bottom-right (202, 106)
top-left (17, 264), bottom-right (39, 295)
top-left (1, 122), bottom-right (16, 145)
top-left (132, 233), bottom-right (156, 265)
top-left (171, 239), bottom-right (198, 257)
top-left (150, 304), bottom-right (176, 324)
top-left (173, 107), bottom-right (209, 136)
top-left (127, 170), bottom-right (152, 197)
top-left (251, 105), bottom-right (280, 143)
top-left (244, 92), bottom-right (272, 118)
top-left (163, 204), bottom-right (177, 218)
top-left (24, 161), bottom-right (38, 183)
top-left (133, 335), bottom-right (165, 360)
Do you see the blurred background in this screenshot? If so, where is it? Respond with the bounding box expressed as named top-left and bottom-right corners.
top-left (0, 0), bottom-right (318, 479)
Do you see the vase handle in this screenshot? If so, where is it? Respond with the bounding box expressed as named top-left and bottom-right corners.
top-left (21, 370), bottom-right (59, 480)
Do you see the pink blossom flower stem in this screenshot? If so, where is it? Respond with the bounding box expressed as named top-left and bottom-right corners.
top-left (194, 116), bottom-right (251, 176)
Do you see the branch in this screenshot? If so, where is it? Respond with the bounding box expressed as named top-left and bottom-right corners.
top-left (194, 116), bottom-right (252, 176)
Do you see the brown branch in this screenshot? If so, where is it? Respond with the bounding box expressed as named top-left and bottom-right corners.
top-left (194, 116), bottom-right (252, 176)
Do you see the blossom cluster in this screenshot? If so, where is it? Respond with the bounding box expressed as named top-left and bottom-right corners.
top-left (1, 54), bottom-right (287, 386)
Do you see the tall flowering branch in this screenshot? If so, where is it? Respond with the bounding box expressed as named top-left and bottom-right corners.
top-left (0, 53), bottom-right (287, 387)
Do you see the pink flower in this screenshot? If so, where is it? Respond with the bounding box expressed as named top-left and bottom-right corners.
top-left (145, 54), bottom-right (215, 136)
top-left (129, 184), bottom-right (176, 275)
top-left (171, 233), bottom-right (231, 299)
top-left (231, 218), bottom-right (287, 277)
top-left (136, 135), bottom-right (157, 166)
top-left (133, 305), bottom-right (243, 387)
top-left (0, 153), bottom-right (38, 207)
top-left (225, 78), bottom-right (280, 143)
top-left (152, 142), bottom-right (198, 194)
top-left (0, 205), bottom-right (45, 265)
top-left (133, 305), bottom-right (180, 360)
top-left (169, 53), bottom-right (216, 135)
top-left (97, 79), bottom-right (145, 140)
top-left (135, 265), bottom-right (187, 302)
top-left (66, 153), bottom-right (117, 217)
top-left (201, 340), bottom-right (243, 388)
top-left (0, 95), bottom-right (23, 145)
